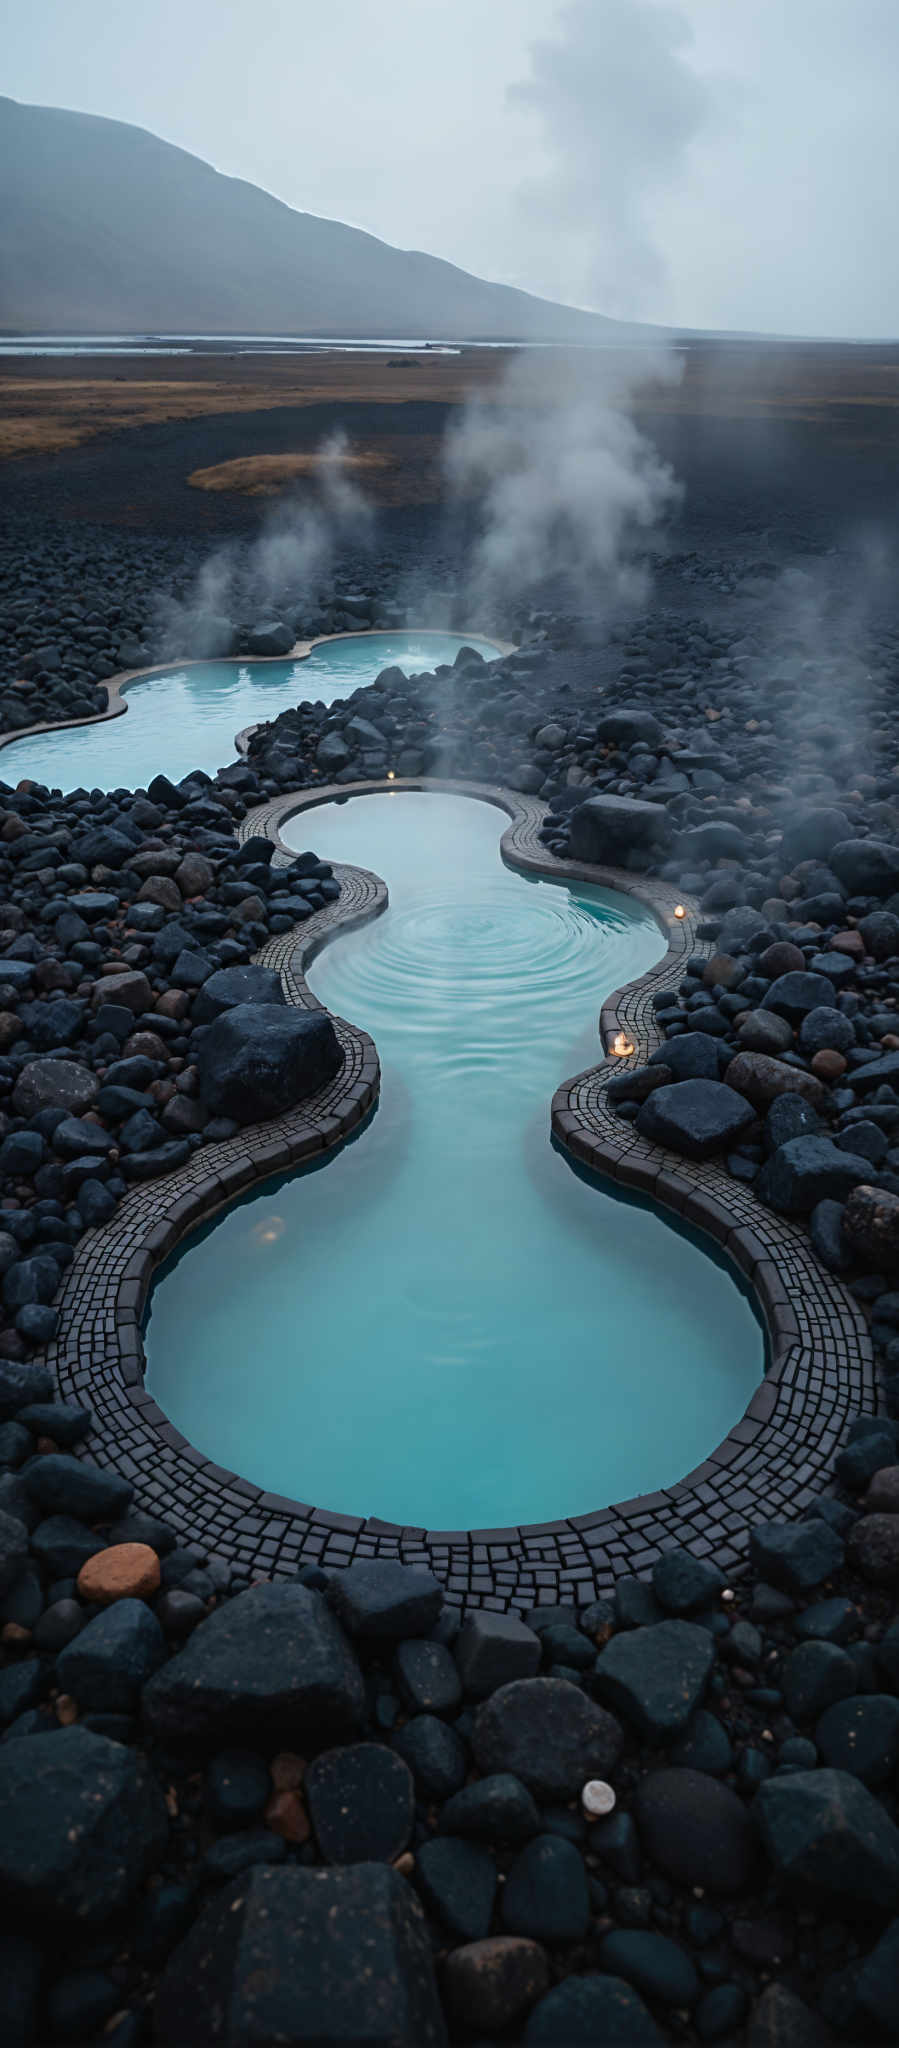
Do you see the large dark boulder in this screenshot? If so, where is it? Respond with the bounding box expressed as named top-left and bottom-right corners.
top-left (154, 1864), bottom-right (447, 2047)
top-left (648, 1032), bottom-right (719, 1082)
top-left (328, 1562), bottom-right (443, 1640)
top-left (596, 707), bottom-right (664, 748)
top-left (636, 1079), bottom-right (755, 1159)
top-left (472, 1678), bottom-right (622, 1801)
top-left (197, 1002), bottom-right (342, 1124)
top-left (756, 1768), bottom-right (899, 1911)
top-left (12, 1058), bottom-right (99, 1118)
top-left (781, 808), bottom-right (851, 865)
top-left (749, 1519), bottom-right (844, 1593)
top-left (593, 1621), bottom-right (714, 1741)
top-left (829, 838), bottom-right (899, 896)
top-left (142, 1584), bottom-right (365, 1748)
top-left (0, 1726), bottom-right (167, 1925)
top-left (755, 1136), bottom-right (873, 1215)
top-left (762, 971), bottom-right (837, 1022)
top-left (56, 1600), bottom-right (167, 1712)
top-left (246, 619), bottom-right (295, 657)
top-left (678, 820), bottom-right (747, 862)
top-left (23, 1454), bottom-right (132, 1523)
top-left (567, 794), bottom-right (669, 867)
top-left (723, 1053), bottom-right (826, 1113)
top-left (191, 963), bottom-right (285, 1027)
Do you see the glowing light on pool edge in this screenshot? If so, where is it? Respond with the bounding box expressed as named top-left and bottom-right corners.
top-left (610, 1030), bottom-right (635, 1057)
top-left (252, 1217), bottom-right (286, 1246)
top-left (674, 904), bottom-right (686, 919)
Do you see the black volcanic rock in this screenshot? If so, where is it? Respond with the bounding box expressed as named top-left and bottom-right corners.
top-left (156, 1865), bottom-right (448, 2046)
top-left (0, 1726), bottom-right (167, 1925)
top-left (196, 1001), bottom-right (342, 1123)
top-left (142, 1584), bottom-right (365, 1747)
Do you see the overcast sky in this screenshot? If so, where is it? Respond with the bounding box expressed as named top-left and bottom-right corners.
top-left (6, 0), bottom-right (899, 336)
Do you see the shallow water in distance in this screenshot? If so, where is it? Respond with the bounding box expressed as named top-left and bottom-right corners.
top-left (146, 793), bottom-right (763, 1528)
top-left (0, 632), bottom-right (500, 795)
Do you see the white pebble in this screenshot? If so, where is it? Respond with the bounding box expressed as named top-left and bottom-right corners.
top-left (581, 1779), bottom-right (616, 1818)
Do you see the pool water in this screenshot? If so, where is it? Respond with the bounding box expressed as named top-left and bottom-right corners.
top-left (146, 792), bottom-right (763, 1528)
top-left (0, 632), bottom-right (501, 795)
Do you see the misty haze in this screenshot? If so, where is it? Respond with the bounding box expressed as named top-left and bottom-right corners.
top-left (1, 6), bottom-right (899, 2045)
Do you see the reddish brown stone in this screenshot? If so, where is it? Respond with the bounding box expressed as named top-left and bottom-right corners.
top-left (76, 1543), bottom-right (161, 1605)
top-left (811, 1049), bottom-right (847, 1080)
top-left (265, 1789), bottom-right (310, 1842)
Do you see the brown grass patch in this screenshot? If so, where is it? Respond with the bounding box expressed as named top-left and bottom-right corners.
top-left (188, 450), bottom-right (390, 496)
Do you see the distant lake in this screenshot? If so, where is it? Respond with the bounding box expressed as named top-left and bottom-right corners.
top-left (0, 333), bottom-right (677, 359)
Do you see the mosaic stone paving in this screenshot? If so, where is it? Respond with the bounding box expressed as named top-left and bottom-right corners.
top-left (48, 777), bottom-right (878, 1606)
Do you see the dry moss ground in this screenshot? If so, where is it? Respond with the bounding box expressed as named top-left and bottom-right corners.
top-left (3, 342), bottom-right (899, 468)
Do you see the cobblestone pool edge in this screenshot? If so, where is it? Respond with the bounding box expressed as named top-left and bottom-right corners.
top-left (47, 777), bottom-right (877, 1606)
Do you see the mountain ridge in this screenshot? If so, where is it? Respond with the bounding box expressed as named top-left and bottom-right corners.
top-left (0, 96), bottom-right (653, 343)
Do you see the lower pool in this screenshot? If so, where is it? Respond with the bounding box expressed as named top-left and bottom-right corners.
top-left (0, 631), bottom-right (501, 795)
top-left (145, 792), bottom-right (763, 1529)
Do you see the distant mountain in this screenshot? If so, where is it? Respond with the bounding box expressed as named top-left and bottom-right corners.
top-left (0, 97), bottom-right (649, 343)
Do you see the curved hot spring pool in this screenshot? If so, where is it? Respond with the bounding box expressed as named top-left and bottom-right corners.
top-left (0, 631), bottom-right (501, 794)
top-left (145, 792), bottom-right (763, 1529)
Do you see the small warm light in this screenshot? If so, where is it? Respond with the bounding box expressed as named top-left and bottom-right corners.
top-left (611, 1031), bottom-right (635, 1057)
top-left (252, 1216), bottom-right (286, 1247)
top-left (386, 769), bottom-right (395, 781)
top-left (674, 904), bottom-right (686, 919)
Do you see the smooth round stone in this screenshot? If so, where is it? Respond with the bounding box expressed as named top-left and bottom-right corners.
top-left (415, 1836), bottom-right (496, 1940)
top-left (581, 1779), bottom-right (616, 1818)
top-left (523, 1974), bottom-right (664, 2045)
top-left (438, 1773), bottom-right (541, 1845)
top-left (305, 1743), bottom-right (415, 1862)
top-left (501, 1834), bottom-right (590, 1941)
top-left (634, 1769), bottom-right (755, 1895)
top-left (696, 1982), bottom-right (749, 2041)
top-left (32, 1598), bottom-right (86, 1652)
top-left (598, 1929), bottom-right (699, 2007)
top-left (76, 1543), bottom-right (161, 1605)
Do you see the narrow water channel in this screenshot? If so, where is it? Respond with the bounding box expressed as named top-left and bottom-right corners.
top-left (145, 792), bottom-right (762, 1528)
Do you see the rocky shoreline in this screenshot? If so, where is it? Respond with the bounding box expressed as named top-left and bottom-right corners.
top-left (3, 537), bottom-right (899, 2037)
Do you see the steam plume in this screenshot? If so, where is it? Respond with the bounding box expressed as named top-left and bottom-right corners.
top-left (156, 431), bottom-right (372, 648)
top-left (444, 344), bottom-right (684, 623)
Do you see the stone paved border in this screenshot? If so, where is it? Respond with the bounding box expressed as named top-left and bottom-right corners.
top-left (48, 777), bottom-right (877, 1607)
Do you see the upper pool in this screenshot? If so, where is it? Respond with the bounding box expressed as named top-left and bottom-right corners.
top-left (145, 791), bottom-right (763, 1529)
top-left (0, 631), bottom-right (501, 795)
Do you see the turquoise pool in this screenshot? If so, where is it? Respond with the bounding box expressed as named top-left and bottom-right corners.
top-left (146, 792), bottom-right (763, 1529)
top-left (0, 631), bottom-right (500, 795)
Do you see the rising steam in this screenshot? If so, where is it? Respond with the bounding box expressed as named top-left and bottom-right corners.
top-left (156, 431), bottom-right (372, 649)
top-left (444, 344), bottom-right (684, 623)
